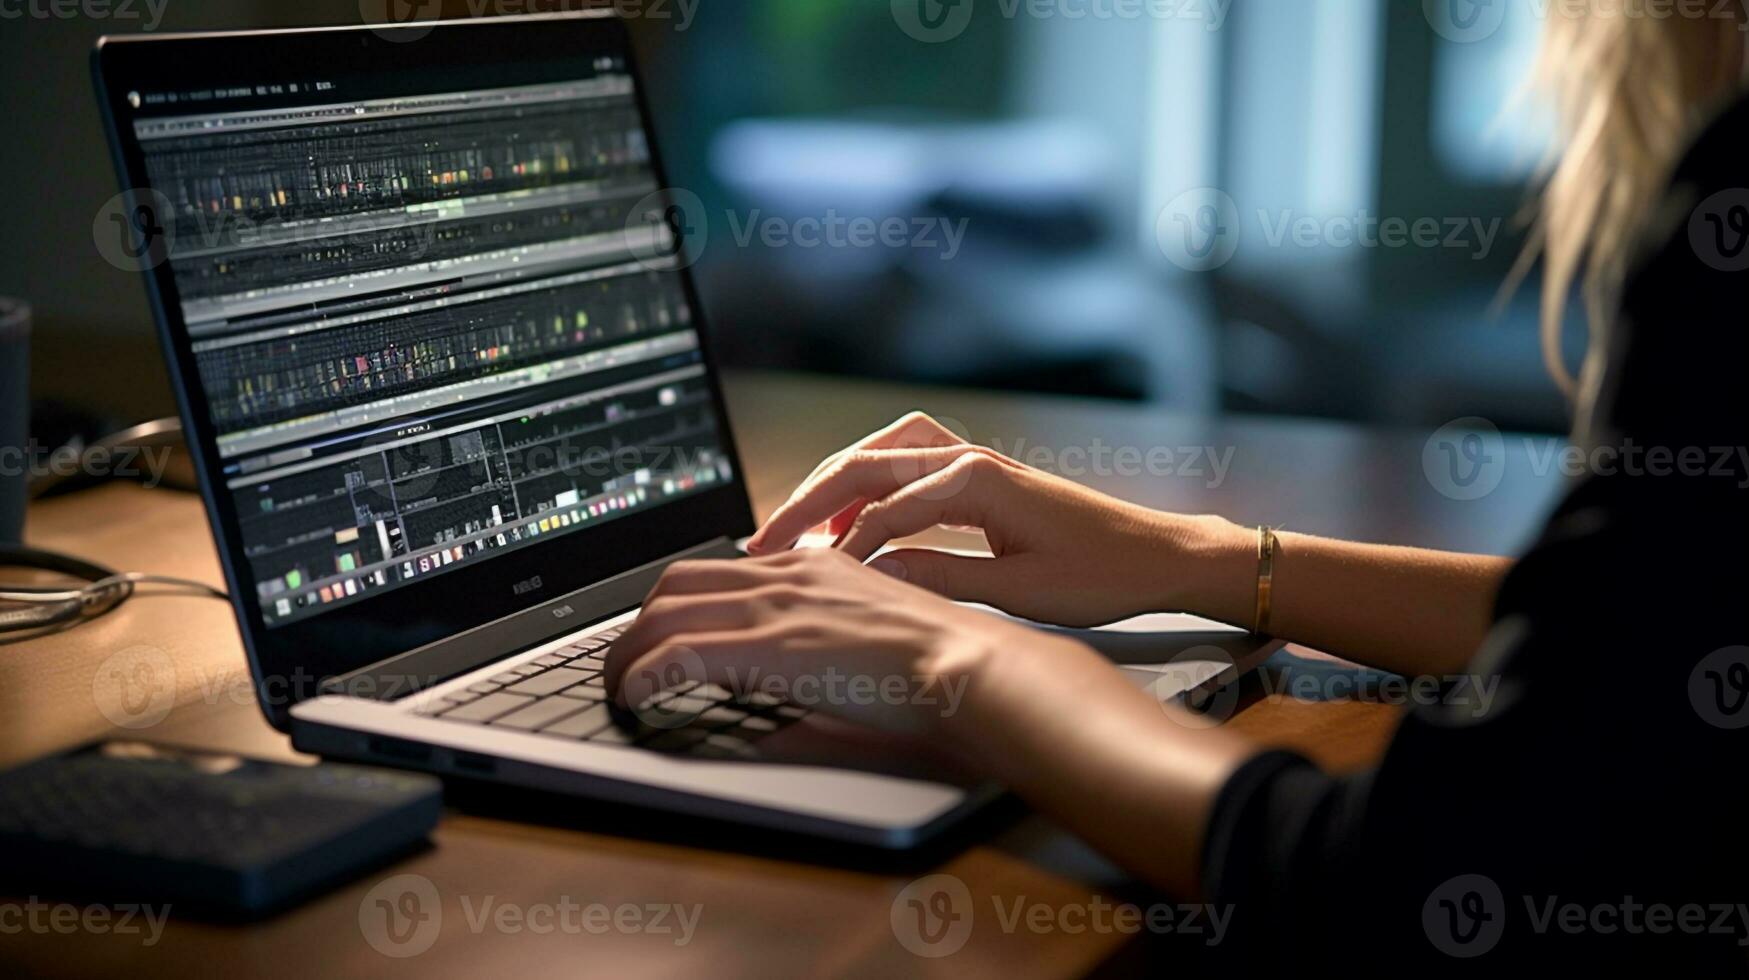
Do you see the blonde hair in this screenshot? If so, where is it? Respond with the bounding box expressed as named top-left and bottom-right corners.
top-left (1523, 2), bottom-right (1747, 394)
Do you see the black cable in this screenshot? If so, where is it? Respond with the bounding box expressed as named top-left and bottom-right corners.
top-left (0, 545), bottom-right (229, 637)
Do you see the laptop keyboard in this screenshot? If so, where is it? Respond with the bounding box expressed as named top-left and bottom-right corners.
top-left (413, 625), bottom-right (810, 760)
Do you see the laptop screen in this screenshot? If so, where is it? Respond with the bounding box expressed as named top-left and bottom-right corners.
top-left (116, 26), bottom-right (733, 632)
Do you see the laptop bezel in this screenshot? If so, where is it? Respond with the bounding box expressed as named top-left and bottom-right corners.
top-left (91, 12), bottom-right (756, 729)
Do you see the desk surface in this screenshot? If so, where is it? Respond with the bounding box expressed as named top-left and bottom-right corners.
top-left (0, 372), bottom-right (1563, 979)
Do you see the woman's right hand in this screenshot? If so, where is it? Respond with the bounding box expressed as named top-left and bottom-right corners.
top-left (746, 412), bottom-right (1257, 629)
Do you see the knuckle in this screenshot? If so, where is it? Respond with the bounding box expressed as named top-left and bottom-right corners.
top-left (961, 450), bottom-right (1004, 475)
top-left (840, 450), bottom-right (882, 474)
top-left (658, 560), bottom-right (702, 583)
top-left (850, 495), bottom-right (892, 528)
top-left (753, 584), bottom-right (809, 609)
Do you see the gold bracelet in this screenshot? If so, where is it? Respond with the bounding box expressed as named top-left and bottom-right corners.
top-left (1254, 525), bottom-right (1277, 636)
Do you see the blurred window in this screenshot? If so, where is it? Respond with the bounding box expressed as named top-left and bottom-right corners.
top-left (1432, 0), bottom-right (1552, 183)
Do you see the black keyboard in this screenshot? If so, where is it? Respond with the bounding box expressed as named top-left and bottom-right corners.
top-left (415, 625), bottom-right (810, 760)
top-left (0, 742), bottom-right (441, 915)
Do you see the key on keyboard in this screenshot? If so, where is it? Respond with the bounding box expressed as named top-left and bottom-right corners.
top-left (424, 628), bottom-right (811, 758)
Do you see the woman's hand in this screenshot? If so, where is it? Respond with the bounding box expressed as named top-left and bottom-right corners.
top-left (601, 547), bottom-right (1109, 736)
top-left (602, 545), bottom-right (1261, 901)
top-left (746, 412), bottom-right (1257, 628)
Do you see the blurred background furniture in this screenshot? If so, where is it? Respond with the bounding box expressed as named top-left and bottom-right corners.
top-left (3, 0), bottom-right (1580, 437)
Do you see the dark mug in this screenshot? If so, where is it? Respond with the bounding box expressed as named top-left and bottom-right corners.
top-left (0, 299), bottom-right (28, 544)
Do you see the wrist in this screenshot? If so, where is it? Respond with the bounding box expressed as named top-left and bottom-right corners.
top-left (1168, 515), bottom-right (1260, 628)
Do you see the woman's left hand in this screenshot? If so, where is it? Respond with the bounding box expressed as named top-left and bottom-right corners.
top-left (601, 547), bottom-right (1110, 737)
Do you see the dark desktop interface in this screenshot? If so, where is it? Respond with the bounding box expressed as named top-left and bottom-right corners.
top-left (129, 58), bottom-right (732, 628)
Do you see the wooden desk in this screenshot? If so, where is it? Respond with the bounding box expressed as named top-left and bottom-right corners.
top-left (0, 372), bottom-right (1564, 979)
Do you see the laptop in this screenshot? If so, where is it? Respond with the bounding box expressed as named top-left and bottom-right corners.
top-left (92, 11), bottom-right (1281, 847)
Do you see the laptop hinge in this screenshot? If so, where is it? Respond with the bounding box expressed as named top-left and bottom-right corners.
top-left (318, 537), bottom-right (741, 702)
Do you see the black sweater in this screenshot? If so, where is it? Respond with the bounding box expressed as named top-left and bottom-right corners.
top-left (1199, 96), bottom-right (1749, 970)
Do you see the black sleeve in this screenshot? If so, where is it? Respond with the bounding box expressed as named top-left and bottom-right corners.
top-left (1196, 96), bottom-right (1749, 969)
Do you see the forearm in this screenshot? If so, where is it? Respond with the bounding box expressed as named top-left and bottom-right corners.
top-left (1173, 517), bottom-right (1512, 677)
top-left (955, 640), bottom-right (1256, 898)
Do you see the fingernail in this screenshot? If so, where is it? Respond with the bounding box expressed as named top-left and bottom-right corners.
top-left (870, 558), bottom-right (908, 581)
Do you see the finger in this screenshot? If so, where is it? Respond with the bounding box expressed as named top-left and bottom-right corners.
top-left (837, 454), bottom-right (1013, 560)
top-left (610, 592), bottom-right (760, 681)
top-left (749, 445), bottom-right (996, 554)
top-left (753, 445), bottom-right (991, 553)
top-left (789, 412), bottom-right (969, 510)
top-left (869, 548), bottom-right (1009, 606)
top-left (825, 499), bottom-right (870, 539)
top-left (608, 625), bottom-right (805, 706)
